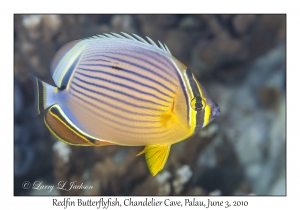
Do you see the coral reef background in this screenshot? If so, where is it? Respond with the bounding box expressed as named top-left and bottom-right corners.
top-left (14, 14), bottom-right (286, 196)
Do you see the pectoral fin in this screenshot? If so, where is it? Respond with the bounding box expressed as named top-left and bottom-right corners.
top-left (137, 144), bottom-right (171, 176)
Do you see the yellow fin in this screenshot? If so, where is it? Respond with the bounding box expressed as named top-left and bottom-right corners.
top-left (137, 144), bottom-right (171, 176)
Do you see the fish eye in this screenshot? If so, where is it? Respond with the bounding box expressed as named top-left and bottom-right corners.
top-left (191, 97), bottom-right (206, 111)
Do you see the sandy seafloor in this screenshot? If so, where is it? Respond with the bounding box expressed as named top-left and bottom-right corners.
top-left (14, 14), bottom-right (286, 196)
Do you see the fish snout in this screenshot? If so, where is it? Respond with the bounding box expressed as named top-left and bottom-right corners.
top-left (212, 104), bottom-right (220, 119)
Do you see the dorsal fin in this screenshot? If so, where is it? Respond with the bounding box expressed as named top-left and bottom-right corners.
top-left (50, 40), bottom-right (85, 89)
top-left (82, 32), bottom-right (172, 56)
top-left (50, 40), bottom-right (80, 78)
top-left (50, 32), bottom-right (172, 88)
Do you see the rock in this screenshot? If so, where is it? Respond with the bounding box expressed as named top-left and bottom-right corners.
top-left (165, 29), bottom-right (193, 63)
top-left (277, 20), bottom-right (286, 42)
top-left (186, 186), bottom-right (206, 195)
top-left (89, 147), bottom-right (148, 195)
top-left (258, 86), bottom-right (281, 110)
top-left (156, 171), bottom-right (172, 195)
top-left (22, 15), bottom-right (42, 40)
top-left (14, 82), bottom-right (23, 117)
top-left (201, 15), bottom-right (224, 36)
top-left (199, 124), bottom-right (219, 138)
top-left (191, 30), bottom-right (247, 82)
top-left (260, 15), bottom-right (285, 35)
top-left (209, 189), bottom-right (222, 196)
top-left (179, 15), bottom-right (205, 30)
top-left (42, 15), bottom-right (61, 32)
top-left (156, 171), bottom-right (172, 183)
top-left (52, 147), bottom-right (72, 194)
top-left (137, 15), bottom-right (178, 27)
top-left (192, 134), bottom-right (243, 195)
top-left (111, 15), bottom-right (136, 33)
top-left (218, 14), bottom-right (233, 22)
top-left (173, 165), bottom-right (193, 194)
top-left (137, 15), bottom-right (179, 45)
top-left (179, 16), bottom-right (197, 29)
top-left (218, 44), bottom-right (286, 195)
top-left (22, 15), bottom-right (41, 29)
top-left (233, 15), bottom-right (256, 35)
top-left (52, 141), bottom-right (71, 164)
top-left (268, 167), bottom-right (285, 195)
top-left (21, 41), bottom-right (36, 55)
top-left (14, 124), bottom-right (34, 176)
top-left (92, 145), bottom-right (119, 161)
top-left (247, 15), bottom-right (285, 60)
top-left (141, 23), bottom-right (165, 38)
top-left (131, 175), bottom-right (160, 195)
top-left (41, 15), bottom-right (62, 42)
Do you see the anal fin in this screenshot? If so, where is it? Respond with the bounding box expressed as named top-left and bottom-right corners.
top-left (45, 104), bottom-right (114, 146)
top-left (137, 144), bottom-right (171, 176)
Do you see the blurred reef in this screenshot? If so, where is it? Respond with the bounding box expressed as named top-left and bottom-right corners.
top-left (14, 14), bottom-right (286, 195)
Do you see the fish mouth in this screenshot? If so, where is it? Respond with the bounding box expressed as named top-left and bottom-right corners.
top-left (212, 104), bottom-right (220, 118)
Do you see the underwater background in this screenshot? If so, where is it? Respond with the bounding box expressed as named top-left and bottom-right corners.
top-left (14, 14), bottom-right (286, 196)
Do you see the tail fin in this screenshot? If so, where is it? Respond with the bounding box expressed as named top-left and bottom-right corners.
top-left (29, 74), bottom-right (57, 116)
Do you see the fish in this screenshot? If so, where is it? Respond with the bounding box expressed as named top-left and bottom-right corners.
top-left (31, 32), bottom-right (220, 176)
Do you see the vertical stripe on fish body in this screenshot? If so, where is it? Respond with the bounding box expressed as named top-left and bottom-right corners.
top-left (31, 33), bottom-right (220, 176)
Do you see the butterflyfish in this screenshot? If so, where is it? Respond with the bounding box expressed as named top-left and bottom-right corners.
top-left (31, 32), bottom-right (220, 176)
